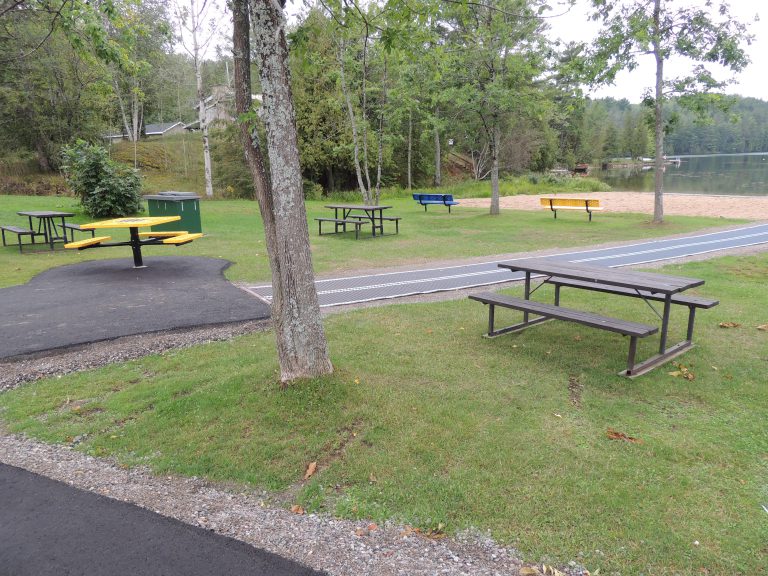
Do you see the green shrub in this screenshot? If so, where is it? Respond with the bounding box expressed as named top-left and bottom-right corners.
top-left (61, 140), bottom-right (143, 218)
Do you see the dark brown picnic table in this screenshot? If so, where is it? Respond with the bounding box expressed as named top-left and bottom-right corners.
top-left (17, 210), bottom-right (75, 250)
top-left (472, 257), bottom-right (716, 376)
top-left (324, 204), bottom-right (395, 237)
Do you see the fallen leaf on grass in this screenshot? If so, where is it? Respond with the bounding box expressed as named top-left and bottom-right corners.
top-left (719, 321), bottom-right (741, 328)
top-left (758, 324), bottom-right (768, 331)
top-left (668, 362), bottom-right (695, 380)
top-left (400, 525), bottom-right (421, 537)
top-left (303, 461), bottom-right (317, 480)
top-left (290, 504), bottom-right (305, 515)
top-left (520, 568), bottom-right (542, 576)
top-left (607, 428), bottom-right (642, 444)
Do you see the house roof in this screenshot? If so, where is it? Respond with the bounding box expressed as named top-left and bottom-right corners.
top-left (145, 122), bottom-right (185, 135)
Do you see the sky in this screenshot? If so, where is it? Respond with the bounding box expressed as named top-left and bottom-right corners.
top-left (545, 0), bottom-right (765, 102)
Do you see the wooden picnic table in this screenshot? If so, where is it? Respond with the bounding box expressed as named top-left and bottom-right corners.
top-left (472, 257), bottom-right (716, 376)
top-left (322, 204), bottom-right (398, 237)
top-left (17, 210), bottom-right (75, 250)
top-left (68, 216), bottom-right (202, 268)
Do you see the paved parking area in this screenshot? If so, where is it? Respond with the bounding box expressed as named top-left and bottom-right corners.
top-left (0, 257), bottom-right (270, 360)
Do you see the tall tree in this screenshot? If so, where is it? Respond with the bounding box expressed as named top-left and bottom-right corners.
top-left (231, 0), bottom-right (332, 383)
top-left (588, 0), bottom-right (752, 223)
top-left (440, 0), bottom-right (551, 215)
top-left (176, 0), bottom-right (217, 197)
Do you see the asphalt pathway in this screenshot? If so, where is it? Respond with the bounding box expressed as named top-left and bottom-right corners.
top-left (0, 463), bottom-right (325, 576)
top-left (246, 223), bottom-right (768, 307)
top-left (0, 257), bottom-right (270, 360)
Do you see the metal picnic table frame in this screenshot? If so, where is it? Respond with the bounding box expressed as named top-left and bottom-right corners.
top-left (324, 204), bottom-right (394, 237)
top-left (72, 216), bottom-right (201, 268)
top-left (495, 258), bottom-right (714, 376)
top-left (17, 210), bottom-right (74, 250)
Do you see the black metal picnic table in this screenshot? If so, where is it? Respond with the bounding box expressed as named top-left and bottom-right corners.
top-left (17, 210), bottom-right (74, 250)
top-left (496, 257), bottom-right (711, 375)
top-left (324, 204), bottom-right (394, 237)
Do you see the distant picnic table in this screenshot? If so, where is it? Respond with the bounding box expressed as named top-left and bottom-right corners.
top-left (317, 204), bottom-right (400, 239)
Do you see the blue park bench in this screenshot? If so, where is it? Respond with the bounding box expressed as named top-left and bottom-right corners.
top-left (412, 193), bottom-right (460, 213)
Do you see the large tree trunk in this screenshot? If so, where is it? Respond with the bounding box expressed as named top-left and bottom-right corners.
top-left (234, 0), bottom-right (332, 383)
top-left (652, 0), bottom-right (664, 224)
top-left (490, 123), bottom-right (500, 215)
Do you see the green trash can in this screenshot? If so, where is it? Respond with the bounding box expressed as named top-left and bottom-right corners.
top-left (144, 192), bottom-right (202, 233)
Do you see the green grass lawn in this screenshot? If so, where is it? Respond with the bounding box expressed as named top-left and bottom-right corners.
top-left (0, 194), bottom-right (748, 288)
top-left (1, 253), bottom-right (766, 574)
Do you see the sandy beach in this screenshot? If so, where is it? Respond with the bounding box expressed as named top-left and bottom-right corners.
top-left (459, 191), bottom-right (768, 220)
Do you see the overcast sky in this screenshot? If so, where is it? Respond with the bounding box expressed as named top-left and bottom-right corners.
top-left (545, 0), bottom-right (764, 102)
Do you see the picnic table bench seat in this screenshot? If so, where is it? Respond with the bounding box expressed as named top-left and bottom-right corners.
top-left (162, 232), bottom-right (203, 245)
top-left (469, 291), bottom-right (657, 374)
top-left (61, 222), bottom-right (96, 242)
top-left (412, 193), bottom-right (460, 213)
top-left (541, 197), bottom-right (602, 221)
top-left (347, 214), bottom-right (402, 233)
top-left (64, 236), bottom-right (112, 249)
top-left (1, 225), bottom-right (43, 252)
top-left (138, 230), bottom-right (188, 238)
top-left (315, 217), bottom-right (370, 240)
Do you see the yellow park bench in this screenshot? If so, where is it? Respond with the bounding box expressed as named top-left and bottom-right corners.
top-left (540, 197), bottom-right (603, 222)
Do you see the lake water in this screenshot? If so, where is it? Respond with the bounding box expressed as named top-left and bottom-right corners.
top-left (592, 152), bottom-right (768, 196)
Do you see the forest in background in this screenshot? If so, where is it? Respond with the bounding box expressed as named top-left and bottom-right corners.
top-left (2, 0), bottom-right (766, 196)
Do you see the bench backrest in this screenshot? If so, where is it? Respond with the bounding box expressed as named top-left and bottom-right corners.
top-left (540, 197), bottom-right (600, 208)
top-left (418, 194), bottom-right (447, 201)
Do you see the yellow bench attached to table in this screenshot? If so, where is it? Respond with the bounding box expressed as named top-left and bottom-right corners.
top-left (540, 197), bottom-right (603, 222)
top-left (64, 216), bottom-right (203, 268)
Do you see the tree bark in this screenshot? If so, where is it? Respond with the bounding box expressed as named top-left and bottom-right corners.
top-left (233, 0), bottom-right (332, 383)
top-left (338, 40), bottom-right (370, 203)
top-left (407, 108), bottom-right (412, 190)
top-left (490, 123), bottom-right (500, 215)
top-left (652, 0), bottom-right (664, 224)
top-left (190, 0), bottom-right (214, 198)
top-left (433, 107), bottom-right (441, 187)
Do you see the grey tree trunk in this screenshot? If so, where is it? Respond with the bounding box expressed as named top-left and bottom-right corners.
top-left (234, 0), bottom-right (332, 383)
top-left (338, 41), bottom-right (371, 203)
top-left (190, 0), bottom-right (214, 198)
top-left (407, 109), bottom-right (413, 190)
top-left (652, 0), bottom-right (664, 224)
top-left (490, 123), bottom-right (500, 216)
top-left (433, 108), bottom-right (441, 187)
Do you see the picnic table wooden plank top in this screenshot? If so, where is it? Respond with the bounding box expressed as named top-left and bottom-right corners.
top-left (80, 216), bottom-right (181, 230)
top-left (17, 210), bottom-right (75, 217)
top-left (324, 204), bottom-right (393, 210)
top-left (498, 257), bottom-right (704, 294)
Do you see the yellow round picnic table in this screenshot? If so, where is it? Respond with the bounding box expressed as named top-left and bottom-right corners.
top-left (70, 216), bottom-right (201, 268)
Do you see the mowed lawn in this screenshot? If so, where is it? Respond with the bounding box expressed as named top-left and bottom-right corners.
top-left (1, 249), bottom-right (766, 574)
top-left (0, 194), bottom-right (749, 288)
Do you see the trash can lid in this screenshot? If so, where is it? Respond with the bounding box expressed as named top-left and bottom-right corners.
top-left (143, 192), bottom-right (201, 201)
top-left (158, 191), bottom-right (200, 197)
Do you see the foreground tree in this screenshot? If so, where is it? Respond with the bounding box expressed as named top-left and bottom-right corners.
top-left (231, 0), bottom-right (332, 383)
top-left (589, 0), bottom-right (752, 223)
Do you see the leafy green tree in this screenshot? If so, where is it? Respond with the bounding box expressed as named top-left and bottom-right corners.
top-left (439, 0), bottom-right (552, 214)
top-left (588, 0), bottom-right (752, 223)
